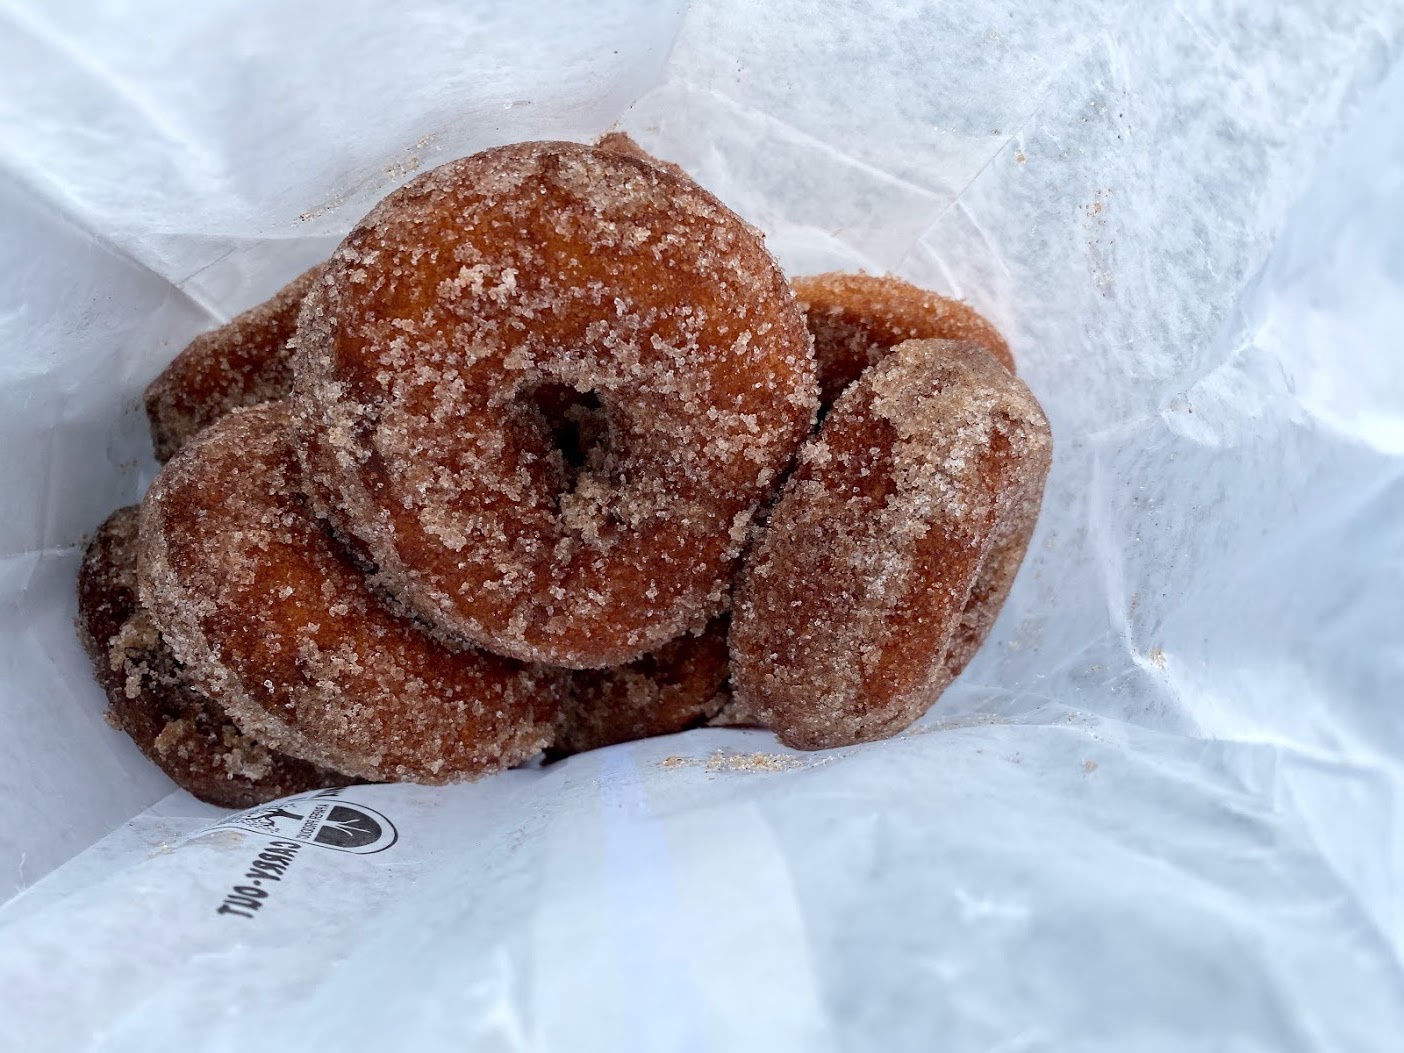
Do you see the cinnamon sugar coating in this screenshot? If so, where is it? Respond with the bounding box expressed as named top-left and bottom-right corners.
top-left (793, 273), bottom-right (1013, 405)
top-left (706, 690), bottom-right (763, 728)
top-left (145, 264), bottom-right (324, 462)
top-left (729, 340), bottom-right (1051, 750)
top-left (595, 131), bottom-right (694, 183)
top-left (940, 510), bottom-right (1040, 680)
top-left (292, 141), bottom-right (816, 668)
top-left (552, 618), bottom-right (731, 756)
top-left (797, 275), bottom-right (1028, 682)
top-left (77, 506), bottom-right (349, 806)
top-left (138, 403), bottom-right (565, 782)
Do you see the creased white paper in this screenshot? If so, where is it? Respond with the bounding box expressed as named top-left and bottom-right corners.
top-left (1, 0), bottom-right (1402, 1049)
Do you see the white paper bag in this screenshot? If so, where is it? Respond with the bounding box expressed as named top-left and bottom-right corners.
top-left (2, 1), bottom-right (1402, 1049)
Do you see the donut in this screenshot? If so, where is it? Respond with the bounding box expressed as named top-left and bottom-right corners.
top-left (77, 506), bottom-right (349, 806)
top-left (795, 273), bottom-right (1029, 679)
top-left (138, 402), bottom-right (567, 782)
top-left (141, 138), bottom-right (674, 467)
top-left (594, 131), bottom-right (694, 183)
top-left (551, 619), bottom-right (731, 756)
top-left (729, 340), bottom-right (1052, 749)
top-left (145, 263), bottom-right (324, 462)
top-left (292, 140), bottom-right (816, 668)
top-left (792, 273), bottom-right (1013, 406)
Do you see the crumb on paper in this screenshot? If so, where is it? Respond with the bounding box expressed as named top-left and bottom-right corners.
top-left (1014, 149), bottom-right (1027, 165)
top-left (1083, 188), bottom-right (1112, 222)
top-left (1147, 647), bottom-right (1168, 670)
top-left (658, 751), bottom-right (818, 774)
top-left (1083, 759), bottom-right (1098, 773)
top-left (384, 156), bottom-right (421, 179)
top-left (706, 751), bottom-right (811, 774)
top-left (298, 192), bottom-right (346, 223)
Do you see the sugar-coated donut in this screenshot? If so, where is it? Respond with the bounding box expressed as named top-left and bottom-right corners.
top-left (292, 140), bottom-right (816, 668)
top-left (145, 264), bottom-right (324, 462)
top-left (730, 340), bottom-right (1051, 749)
top-left (794, 273), bottom-right (1028, 682)
top-left (78, 506), bottom-right (349, 806)
top-left (552, 619), bottom-right (731, 756)
top-left (594, 131), bottom-right (694, 183)
top-left (793, 273), bottom-right (1013, 406)
top-left (138, 402), bottom-right (567, 782)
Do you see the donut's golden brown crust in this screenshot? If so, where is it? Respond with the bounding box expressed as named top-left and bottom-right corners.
top-left (292, 141), bottom-right (816, 669)
top-left (553, 619), bottom-right (731, 756)
top-left (145, 264), bottom-right (324, 462)
top-left (796, 275), bottom-right (1027, 683)
top-left (940, 511), bottom-right (1040, 680)
top-left (77, 506), bottom-right (349, 806)
top-left (138, 403), bottom-right (566, 783)
top-left (729, 341), bottom-right (1051, 750)
top-left (595, 131), bottom-right (694, 183)
top-left (793, 273), bottom-right (1013, 406)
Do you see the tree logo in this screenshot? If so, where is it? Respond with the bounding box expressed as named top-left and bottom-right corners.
top-left (216, 791), bottom-right (398, 855)
top-left (311, 805), bottom-right (385, 850)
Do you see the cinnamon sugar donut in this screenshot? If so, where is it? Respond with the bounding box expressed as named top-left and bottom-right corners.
top-left (595, 131), bottom-right (693, 183)
top-left (730, 340), bottom-right (1051, 749)
top-left (145, 263), bottom-right (324, 462)
top-left (796, 273), bottom-right (1028, 680)
top-left (552, 619), bottom-right (731, 756)
top-left (293, 140), bottom-right (816, 669)
top-left (793, 273), bottom-right (1013, 405)
top-left (138, 402), bottom-right (566, 782)
top-left (77, 506), bottom-right (349, 806)
top-left (143, 136), bottom-right (673, 466)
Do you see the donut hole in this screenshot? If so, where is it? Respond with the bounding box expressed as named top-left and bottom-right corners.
top-left (526, 383), bottom-right (612, 494)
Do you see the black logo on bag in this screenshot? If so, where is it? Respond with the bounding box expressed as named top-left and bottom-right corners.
top-left (311, 805), bottom-right (384, 849)
top-left (217, 789), bottom-right (398, 855)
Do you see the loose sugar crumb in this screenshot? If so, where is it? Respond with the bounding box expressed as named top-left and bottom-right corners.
top-left (704, 751), bottom-right (810, 774)
top-left (657, 750), bottom-right (819, 774)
